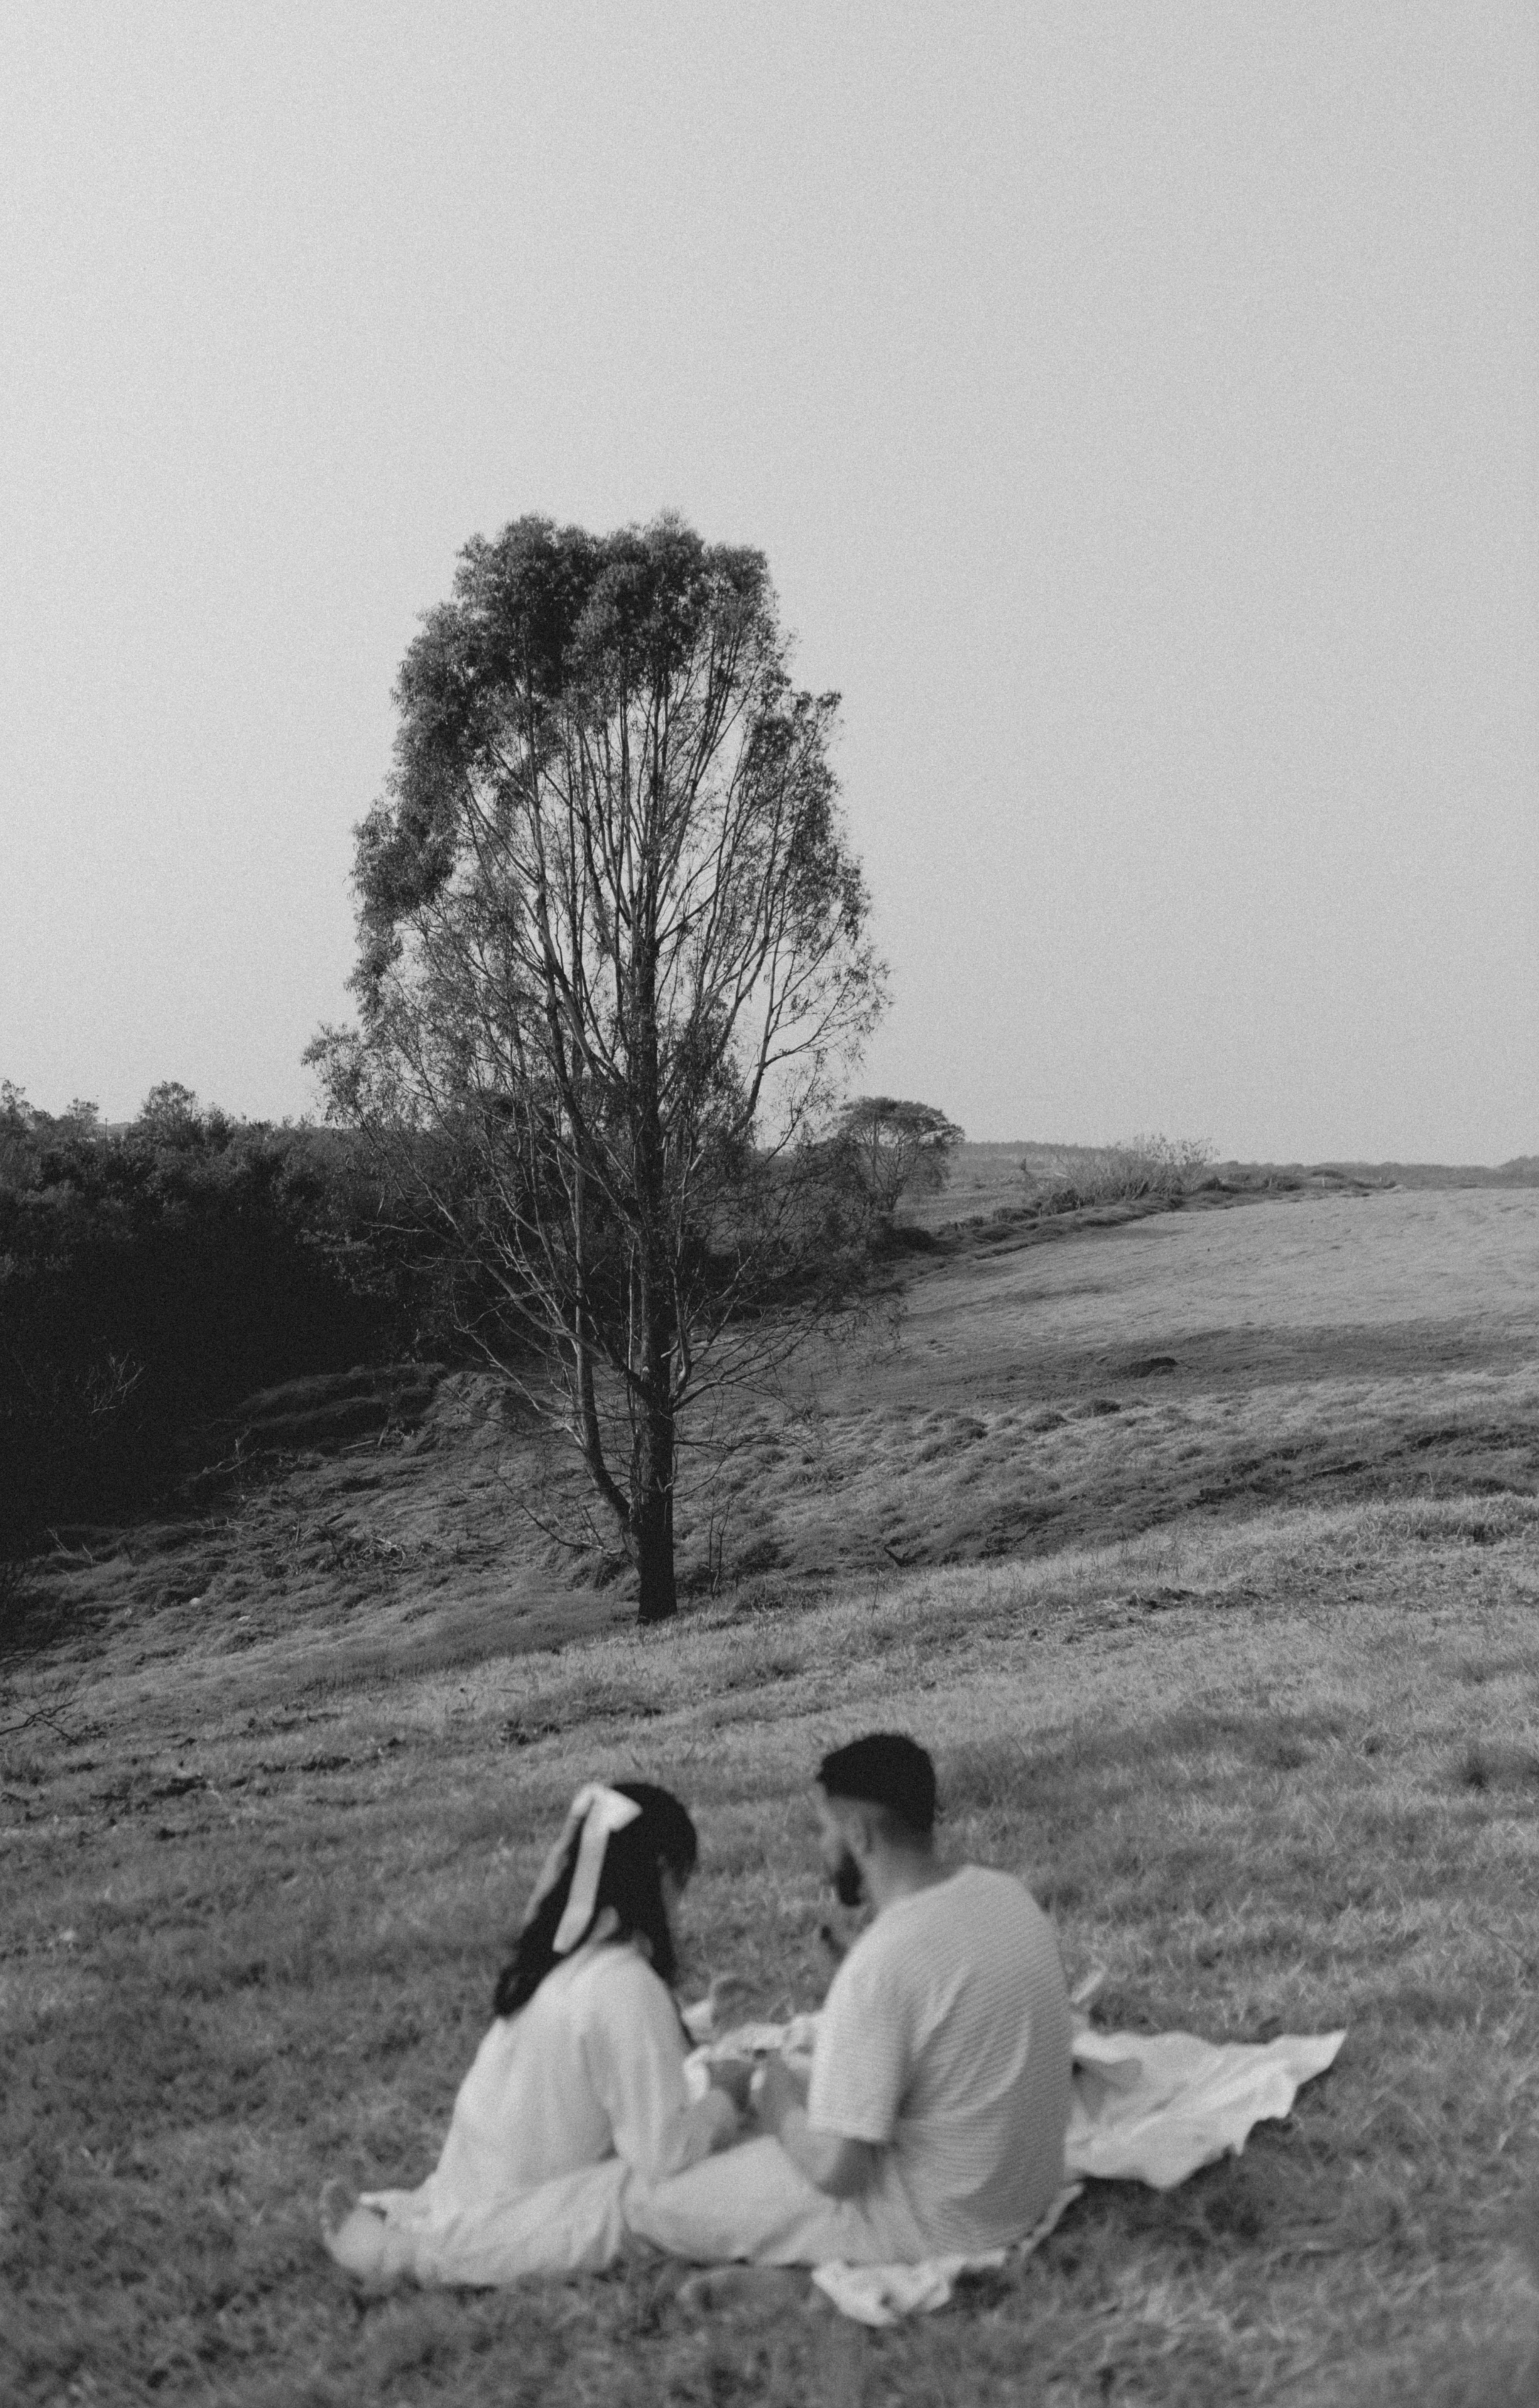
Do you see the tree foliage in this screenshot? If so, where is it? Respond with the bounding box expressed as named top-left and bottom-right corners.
top-left (309, 513), bottom-right (883, 1621)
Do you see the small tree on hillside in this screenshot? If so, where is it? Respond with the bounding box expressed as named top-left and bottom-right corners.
top-left (835, 1097), bottom-right (962, 1221)
top-left (309, 514), bottom-right (883, 1623)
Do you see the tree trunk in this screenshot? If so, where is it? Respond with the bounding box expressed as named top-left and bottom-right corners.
top-left (569, 1158), bottom-right (632, 1540)
top-left (632, 1388), bottom-right (677, 1625)
top-left (628, 862), bottom-right (678, 1625)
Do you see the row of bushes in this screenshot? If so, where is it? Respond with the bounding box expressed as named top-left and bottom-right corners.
top-left (1, 1082), bottom-right (952, 1555)
top-left (0, 1085), bottom-right (429, 1553)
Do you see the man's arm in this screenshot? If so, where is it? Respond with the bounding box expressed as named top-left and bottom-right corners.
top-left (756, 2056), bottom-right (880, 2200)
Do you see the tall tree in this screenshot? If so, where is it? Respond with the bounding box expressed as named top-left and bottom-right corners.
top-left (310, 514), bottom-right (882, 1622)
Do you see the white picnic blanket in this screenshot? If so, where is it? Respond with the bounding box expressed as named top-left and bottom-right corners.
top-left (1066, 2024), bottom-right (1345, 2190)
top-left (688, 2015), bottom-right (1345, 2325)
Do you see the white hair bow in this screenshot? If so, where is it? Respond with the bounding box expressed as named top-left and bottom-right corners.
top-left (524, 1784), bottom-right (644, 1957)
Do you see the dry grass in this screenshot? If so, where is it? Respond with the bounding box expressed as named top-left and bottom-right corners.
top-left (1016, 1135), bottom-right (1214, 1215)
top-left (903, 1139), bottom-right (1536, 1235)
top-left (5, 1498), bottom-right (1539, 2404)
top-left (21, 1190), bottom-right (1535, 1659)
top-left (4, 1187), bottom-right (1539, 2405)
top-left (677, 1186), bottom-right (1539, 1589)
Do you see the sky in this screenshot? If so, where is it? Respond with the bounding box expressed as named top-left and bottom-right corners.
top-left (2, 2), bottom-right (1535, 1163)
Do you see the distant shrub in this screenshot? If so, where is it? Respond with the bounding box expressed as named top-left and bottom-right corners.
top-left (1021, 1135), bottom-right (1214, 1217)
top-left (831, 1098), bottom-right (963, 1222)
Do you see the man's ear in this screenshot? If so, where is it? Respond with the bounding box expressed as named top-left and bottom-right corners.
top-left (846, 1801), bottom-right (880, 1860)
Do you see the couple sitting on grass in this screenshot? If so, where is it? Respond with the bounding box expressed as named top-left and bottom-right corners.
top-left (323, 1733), bottom-right (1073, 2288)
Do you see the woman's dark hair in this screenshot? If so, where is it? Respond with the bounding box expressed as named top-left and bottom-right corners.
top-left (492, 1782), bottom-right (698, 2020)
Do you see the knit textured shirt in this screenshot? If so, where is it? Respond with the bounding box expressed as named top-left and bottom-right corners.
top-left (806, 1864), bottom-right (1072, 2252)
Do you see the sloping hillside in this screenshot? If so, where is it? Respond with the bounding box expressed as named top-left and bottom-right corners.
top-left (6, 1180), bottom-right (1539, 2406)
top-left (692, 1183), bottom-right (1539, 1582)
top-left (10, 1187), bottom-right (1536, 1721)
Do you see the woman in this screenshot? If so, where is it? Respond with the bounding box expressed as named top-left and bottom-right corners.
top-left (321, 1781), bottom-right (744, 2287)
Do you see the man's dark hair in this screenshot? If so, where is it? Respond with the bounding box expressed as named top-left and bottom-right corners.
top-left (817, 1733), bottom-right (936, 1838)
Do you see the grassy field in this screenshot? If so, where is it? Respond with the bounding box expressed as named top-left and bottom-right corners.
top-left (914, 1140), bottom-right (1539, 1230)
top-left (4, 1187), bottom-right (1539, 2405)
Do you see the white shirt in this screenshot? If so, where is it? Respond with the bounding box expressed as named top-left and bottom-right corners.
top-left (362, 1936), bottom-right (736, 2283)
top-left (428, 1938), bottom-right (735, 2203)
top-left (806, 1864), bottom-right (1072, 2252)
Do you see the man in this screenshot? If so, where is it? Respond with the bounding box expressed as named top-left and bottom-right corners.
top-left (627, 1732), bottom-right (1072, 2266)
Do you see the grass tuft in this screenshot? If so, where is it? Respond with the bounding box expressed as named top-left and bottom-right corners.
top-left (1457, 1738), bottom-right (1539, 1792)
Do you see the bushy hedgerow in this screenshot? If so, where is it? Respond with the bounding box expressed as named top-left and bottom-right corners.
top-left (0, 1086), bottom-right (419, 1551)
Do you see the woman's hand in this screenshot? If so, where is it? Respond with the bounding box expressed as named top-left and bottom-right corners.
top-left (706, 2055), bottom-right (757, 2113)
top-left (682, 1973), bottom-right (752, 2046)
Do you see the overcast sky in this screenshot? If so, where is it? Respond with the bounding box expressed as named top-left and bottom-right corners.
top-left (3, 2), bottom-right (1535, 1161)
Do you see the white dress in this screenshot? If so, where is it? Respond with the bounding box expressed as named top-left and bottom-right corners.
top-left (360, 1936), bottom-right (736, 2286)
